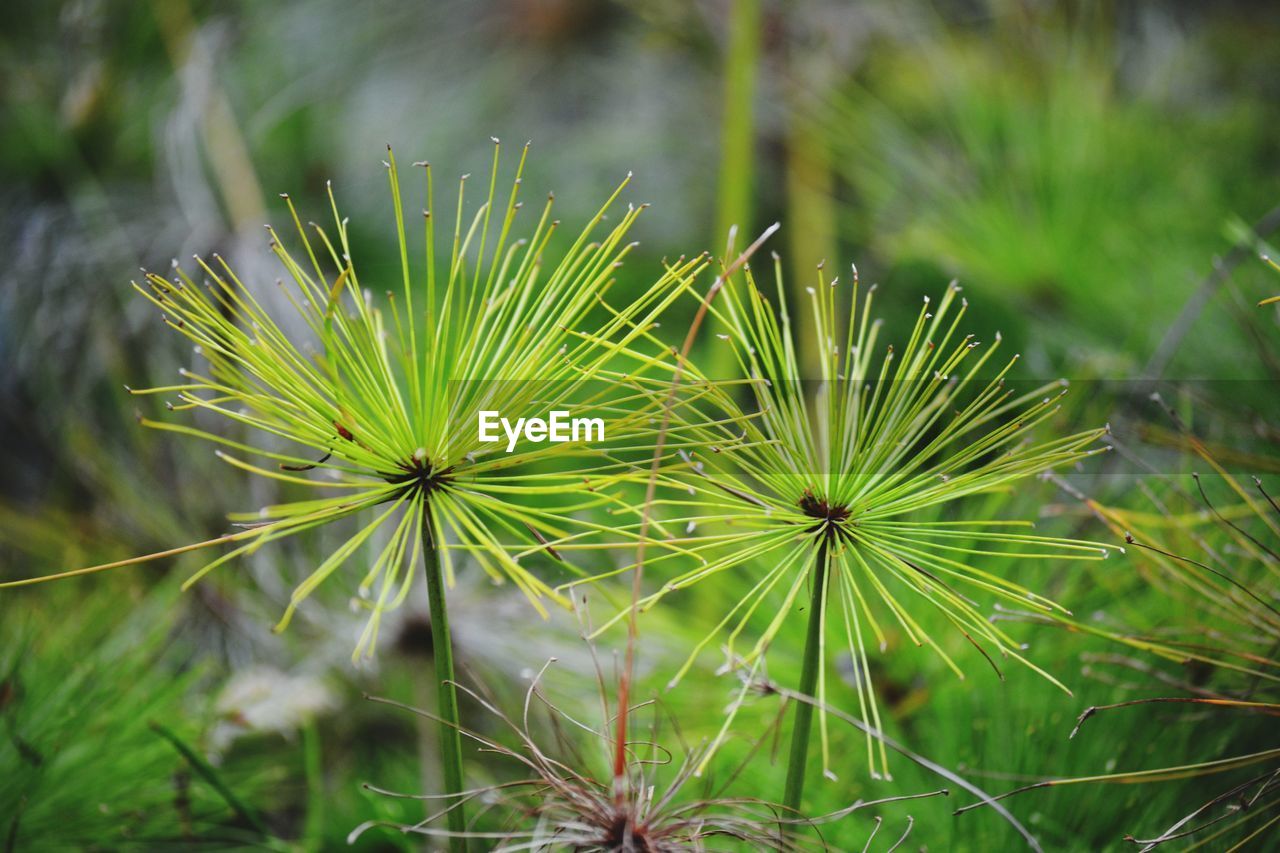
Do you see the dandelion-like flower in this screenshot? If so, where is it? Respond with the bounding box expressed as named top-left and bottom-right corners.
top-left (1, 141), bottom-right (706, 844)
top-left (7, 142), bottom-right (696, 648)
top-left (581, 260), bottom-right (1117, 804)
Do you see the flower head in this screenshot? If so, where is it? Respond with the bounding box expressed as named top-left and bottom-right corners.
top-left (582, 260), bottom-right (1117, 779)
top-left (5, 142), bottom-right (705, 658)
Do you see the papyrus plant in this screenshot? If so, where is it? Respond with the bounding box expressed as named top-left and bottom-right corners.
top-left (0, 143), bottom-right (709, 846)
top-left (577, 260), bottom-right (1118, 815)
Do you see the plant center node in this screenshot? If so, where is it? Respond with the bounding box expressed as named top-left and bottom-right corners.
top-left (798, 489), bottom-right (850, 531)
top-left (600, 812), bottom-right (653, 852)
top-left (386, 456), bottom-right (452, 496)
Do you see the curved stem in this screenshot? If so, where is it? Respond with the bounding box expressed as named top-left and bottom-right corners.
top-left (783, 536), bottom-right (829, 820)
top-left (422, 503), bottom-right (467, 852)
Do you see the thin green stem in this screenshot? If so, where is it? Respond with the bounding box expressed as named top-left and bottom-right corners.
top-left (422, 504), bottom-right (467, 852)
top-left (149, 721), bottom-right (268, 836)
top-left (302, 718), bottom-right (323, 848)
top-left (782, 536), bottom-right (829, 821)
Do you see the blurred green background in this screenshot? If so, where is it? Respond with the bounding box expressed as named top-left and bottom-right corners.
top-left (2, 1), bottom-right (1279, 850)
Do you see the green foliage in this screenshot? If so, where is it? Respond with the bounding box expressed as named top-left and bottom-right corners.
top-left (4, 2), bottom-right (1280, 850)
top-left (994, 391), bottom-right (1280, 847)
top-left (824, 8), bottom-right (1274, 369)
top-left (0, 580), bottom-right (276, 847)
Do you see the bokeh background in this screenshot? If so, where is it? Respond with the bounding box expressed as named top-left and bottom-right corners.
top-left (2, 1), bottom-right (1279, 849)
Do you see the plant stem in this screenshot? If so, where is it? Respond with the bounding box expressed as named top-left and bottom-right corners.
top-left (149, 721), bottom-right (268, 836)
top-left (302, 718), bottom-right (323, 848)
top-left (707, 0), bottom-right (761, 384)
top-left (422, 504), bottom-right (467, 852)
top-left (715, 0), bottom-right (761, 245)
top-left (782, 536), bottom-right (829, 821)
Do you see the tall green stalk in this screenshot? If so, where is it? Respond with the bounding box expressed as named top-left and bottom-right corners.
top-left (715, 0), bottom-right (761, 244)
top-left (422, 505), bottom-right (467, 852)
top-left (705, 0), bottom-right (761, 387)
top-left (782, 536), bottom-right (829, 820)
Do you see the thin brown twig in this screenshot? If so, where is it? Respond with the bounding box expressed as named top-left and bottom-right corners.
top-left (613, 223), bottom-right (780, 796)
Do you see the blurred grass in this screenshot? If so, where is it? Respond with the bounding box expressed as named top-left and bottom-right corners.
top-left (819, 3), bottom-right (1280, 376)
